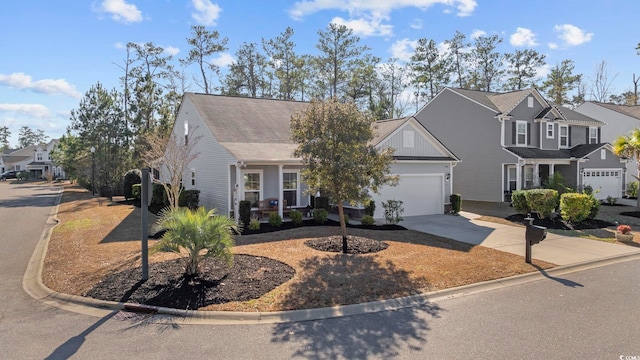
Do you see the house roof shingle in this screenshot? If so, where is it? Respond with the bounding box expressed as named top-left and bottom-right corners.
top-left (505, 143), bottom-right (610, 160)
top-left (589, 102), bottom-right (640, 120)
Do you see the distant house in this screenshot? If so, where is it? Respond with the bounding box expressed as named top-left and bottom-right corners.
top-left (575, 101), bottom-right (640, 186)
top-left (414, 87), bottom-right (626, 201)
top-left (0, 139), bottom-right (65, 178)
top-left (165, 93), bottom-right (459, 220)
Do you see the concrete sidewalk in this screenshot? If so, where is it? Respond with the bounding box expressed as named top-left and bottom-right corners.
top-left (402, 212), bottom-right (640, 266)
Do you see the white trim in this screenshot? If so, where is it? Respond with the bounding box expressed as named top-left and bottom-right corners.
top-left (589, 126), bottom-right (598, 144)
top-left (559, 124), bottom-right (569, 148)
top-left (240, 169), bottom-right (263, 208)
top-left (516, 120), bottom-right (527, 146)
top-left (282, 169), bottom-right (301, 209)
top-left (546, 122), bottom-right (554, 139)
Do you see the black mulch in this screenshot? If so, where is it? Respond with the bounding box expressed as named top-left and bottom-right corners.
top-left (304, 235), bottom-right (389, 254)
top-left (505, 213), bottom-right (615, 230)
top-left (240, 219), bottom-right (405, 235)
top-left (621, 212), bottom-right (640, 219)
top-left (83, 254), bottom-right (295, 310)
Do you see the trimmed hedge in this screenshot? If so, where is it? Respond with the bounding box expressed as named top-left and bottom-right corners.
top-left (315, 196), bottom-right (330, 211)
top-left (360, 215), bottom-right (375, 226)
top-left (289, 209), bottom-right (303, 225)
top-left (511, 190), bottom-right (529, 215)
top-left (122, 169), bottom-right (141, 200)
top-left (179, 190), bottom-right (200, 209)
top-left (268, 212), bottom-right (282, 227)
top-left (560, 193), bottom-right (592, 223)
top-left (524, 189), bottom-right (558, 219)
top-left (313, 208), bottom-right (328, 224)
top-left (450, 193), bottom-right (461, 214)
top-left (364, 200), bottom-right (376, 216)
top-left (239, 200), bottom-right (252, 229)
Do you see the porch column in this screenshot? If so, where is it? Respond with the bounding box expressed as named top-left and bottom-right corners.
top-left (234, 164), bottom-right (242, 223)
top-left (278, 164), bottom-right (284, 218)
top-left (549, 164), bottom-right (555, 176)
top-left (516, 162), bottom-right (522, 190)
top-left (534, 163), bottom-right (540, 187)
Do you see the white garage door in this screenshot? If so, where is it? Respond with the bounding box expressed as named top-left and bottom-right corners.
top-left (372, 174), bottom-right (443, 219)
top-left (582, 169), bottom-right (622, 200)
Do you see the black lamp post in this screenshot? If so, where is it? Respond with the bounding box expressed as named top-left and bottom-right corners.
top-left (90, 146), bottom-right (95, 195)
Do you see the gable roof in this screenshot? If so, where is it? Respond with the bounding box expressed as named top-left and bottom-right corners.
top-left (185, 93), bottom-right (458, 163)
top-left (439, 88), bottom-right (604, 126)
top-left (587, 101), bottom-right (640, 120)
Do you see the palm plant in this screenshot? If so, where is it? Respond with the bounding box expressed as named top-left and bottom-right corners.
top-left (613, 128), bottom-right (640, 209)
top-left (151, 207), bottom-right (238, 276)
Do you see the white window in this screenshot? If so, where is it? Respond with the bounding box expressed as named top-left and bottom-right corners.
top-left (516, 121), bottom-right (527, 146)
top-left (36, 152), bottom-right (42, 161)
top-left (403, 130), bottom-right (415, 148)
top-left (184, 120), bottom-right (189, 145)
top-left (546, 123), bottom-right (554, 139)
top-left (601, 149), bottom-right (606, 160)
top-left (242, 171), bottom-right (262, 207)
top-left (527, 97), bottom-right (534, 108)
top-left (559, 125), bottom-right (569, 148)
top-left (524, 165), bottom-right (534, 189)
top-left (591, 128), bottom-right (599, 143)
top-left (190, 169), bottom-right (196, 187)
top-left (507, 166), bottom-right (517, 192)
top-left (283, 171), bottom-right (299, 207)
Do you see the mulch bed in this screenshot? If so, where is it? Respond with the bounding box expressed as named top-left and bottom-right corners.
top-left (505, 213), bottom-right (615, 230)
top-left (620, 211), bottom-right (640, 219)
top-left (83, 254), bottom-right (295, 310)
top-left (305, 235), bottom-right (389, 254)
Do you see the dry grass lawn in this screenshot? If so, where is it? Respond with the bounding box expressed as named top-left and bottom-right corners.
top-left (43, 184), bottom-right (555, 312)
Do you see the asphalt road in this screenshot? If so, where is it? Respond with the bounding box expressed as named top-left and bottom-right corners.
top-left (1, 182), bottom-right (639, 359)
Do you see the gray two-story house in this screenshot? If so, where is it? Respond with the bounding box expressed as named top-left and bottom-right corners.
top-left (415, 87), bottom-right (626, 202)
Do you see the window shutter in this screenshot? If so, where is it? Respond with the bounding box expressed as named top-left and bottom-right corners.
top-left (511, 122), bottom-right (516, 145)
top-left (527, 123), bottom-right (531, 145)
top-left (585, 129), bottom-right (589, 144)
top-left (598, 127), bottom-right (601, 143)
top-left (568, 126), bottom-right (572, 147)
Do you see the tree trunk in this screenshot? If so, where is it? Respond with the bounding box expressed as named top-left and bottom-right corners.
top-left (338, 203), bottom-right (348, 253)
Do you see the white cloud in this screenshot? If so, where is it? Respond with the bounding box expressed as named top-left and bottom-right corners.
top-left (470, 29), bottom-right (486, 39)
top-left (554, 24), bottom-right (593, 46)
top-left (390, 38), bottom-right (418, 62)
top-left (0, 73), bottom-right (81, 98)
top-left (410, 19), bottom-right (423, 29)
top-left (548, 42), bottom-right (558, 50)
top-left (0, 104), bottom-right (50, 118)
top-left (163, 46), bottom-right (180, 56)
top-left (211, 53), bottom-right (234, 67)
top-left (510, 27), bottom-right (538, 47)
top-left (289, 0), bottom-right (477, 19)
top-left (97, 0), bottom-right (143, 24)
top-left (191, 0), bottom-right (222, 26)
top-left (330, 16), bottom-right (393, 37)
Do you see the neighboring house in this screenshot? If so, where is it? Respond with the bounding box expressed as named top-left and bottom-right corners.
top-left (575, 101), bottom-right (640, 186)
top-left (166, 93), bottom-right (459, 220)
top-left (414, 87), bottom-right (626, 202)
top-left (0, 139), bottom-right (65, 178)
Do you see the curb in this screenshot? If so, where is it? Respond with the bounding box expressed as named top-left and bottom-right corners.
top-left (22, 187), bottom-right (640, 324)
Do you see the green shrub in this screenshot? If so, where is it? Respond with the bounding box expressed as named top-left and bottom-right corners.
top-left (313, 208), bottom-right (328, 224)
top-left (450, 193), bottom-right (461, 214)
top-left (542, 173), bottom-right (572, 195)
top-left (239, 200), bottom-right (252, 229)
top-left (268, 212), bottom-right (282, 227)
top-left (560, 193), bottom-right (592, 223)
top-left (587, 193), bottom-right (600, 220)
top-left (606, 196), bottom-right (617, 205)
top-left (524, 189), bottom-right (558, 219)
top-left (382, 199), bottom-right (404, 224)
top-left (132, 184), bottom-right (141, 200)
top-left (122, 169), bottom-right (141, 200)
top-left (152, 183), bottom-right (166, 206)
top-left (627, 181), bottom-right (638, 198)
top-left (289, 209), bottom-right (303, 225)
top-left (179, 190), bottom-right (200, 209)
top-left (315, 196), bottom-right (330, 211)
top-left (364, 200), bottom-right (376, 216)
top-left (360, 215), bottom-right (375, 226)
top-left (249, 218), bottom-right (260, 231)
top-left (511, 190), bottom-right (529, 215)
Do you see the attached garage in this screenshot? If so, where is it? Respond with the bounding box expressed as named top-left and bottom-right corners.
top-left (582, 168), bottom-right (623, 200)
top-left (372, 174), bottom-right (444, 219)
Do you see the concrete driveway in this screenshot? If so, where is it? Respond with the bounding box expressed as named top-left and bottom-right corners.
top-left (402, 211), bottom-right (640, 266)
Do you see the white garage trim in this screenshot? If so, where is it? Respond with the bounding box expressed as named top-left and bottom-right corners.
top-left (582, 168), bottom-right (623, 200)
top-left (372, 173), bottom-right (445, 219)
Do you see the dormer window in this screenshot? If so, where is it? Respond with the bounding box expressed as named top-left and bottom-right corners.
top-left (546, 123), bottom-right (554, 139)
top-left (527, 97), bottom-right (534, 108)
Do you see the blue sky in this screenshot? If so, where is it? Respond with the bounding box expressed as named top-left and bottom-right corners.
top-left (1, 0), bottom-right (638, 147)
